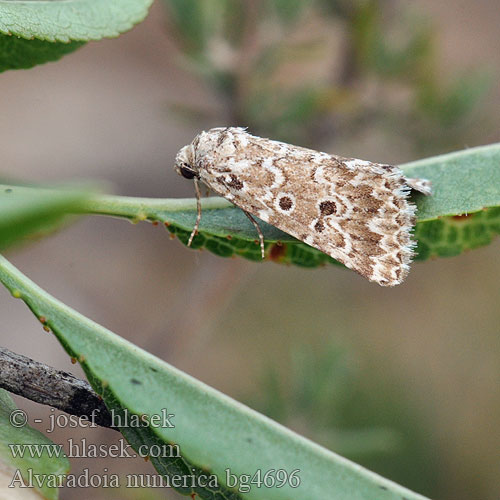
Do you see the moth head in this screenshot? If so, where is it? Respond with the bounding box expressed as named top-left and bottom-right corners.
top-left (174, 145), bottom-right (198, 180)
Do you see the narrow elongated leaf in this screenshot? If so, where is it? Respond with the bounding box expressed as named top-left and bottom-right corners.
top-left (0, 255), bottom-right (429, 500)
top-left (0, 389), bottom-right (70, 499)
top-left (0, 184), bottom-right (94, 251)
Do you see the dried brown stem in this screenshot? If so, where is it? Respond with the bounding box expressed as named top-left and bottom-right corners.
top-left (0, 347), bottom-right (116, 430)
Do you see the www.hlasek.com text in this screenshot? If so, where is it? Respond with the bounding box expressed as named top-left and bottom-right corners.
top-left (9, 438), bottom-right (180, 459)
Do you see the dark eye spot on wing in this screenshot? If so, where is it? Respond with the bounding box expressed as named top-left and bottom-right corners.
top-left (314, 220), bottom-right (325, 233)
top-left (227, 174), bottom-right (243, 190)
top-left (279, 196), bottom-right (293, 211)
top-left (319, 200), bottom-right (337, 215)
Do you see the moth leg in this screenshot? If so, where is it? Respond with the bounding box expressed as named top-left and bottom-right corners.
top-left (243, 210), bottom-right (265, 259)
top-left (188, 177), bottom-right (202, 247)
top-left (405, 176), bottom-right (432, 195)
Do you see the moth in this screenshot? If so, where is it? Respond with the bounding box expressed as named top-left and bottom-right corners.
top-left (174, 127), bottom-right (431, 286)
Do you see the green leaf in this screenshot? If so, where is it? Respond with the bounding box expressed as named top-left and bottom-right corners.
top-left (0, 184), bottom-right (94, 251)
top-left (0, 0), bottom-right (153, 42)
top-left (3, 143), bottom-right (498, 269)
top-left (0, 33), bottom-right (84, 72)
top-left (0, 389), bottom-right (70, 499)
top-left (401, 144), bottom-right (500, 260)
top-left (0, 255), bottom-right (429, 500)
top-left (79, 143), bottom-right (500, 268)
top-left (400, 143), bottom-right (500, 220)
top-left (0, 0), bottom-right (153, 71)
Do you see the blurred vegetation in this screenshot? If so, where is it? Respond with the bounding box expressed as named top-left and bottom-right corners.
top-left (162, 0), bottom-right (489, 154)
top-left (246, 343), bottom-right (439, 496)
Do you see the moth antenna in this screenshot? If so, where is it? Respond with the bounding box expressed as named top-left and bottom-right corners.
top-left (188, 177), bottom-right (202, 247)
top-left (243, 210), bottom-right (265, 259)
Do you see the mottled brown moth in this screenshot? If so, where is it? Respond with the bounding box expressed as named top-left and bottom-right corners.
top-left (175, 127), bottom-right (431, 286)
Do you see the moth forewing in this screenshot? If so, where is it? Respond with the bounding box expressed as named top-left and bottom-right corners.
top-left (174, 127), bottom-right (430, 286)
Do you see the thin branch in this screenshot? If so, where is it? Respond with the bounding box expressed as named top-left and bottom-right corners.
top-left (0, 347), bottom-right (117, 431)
